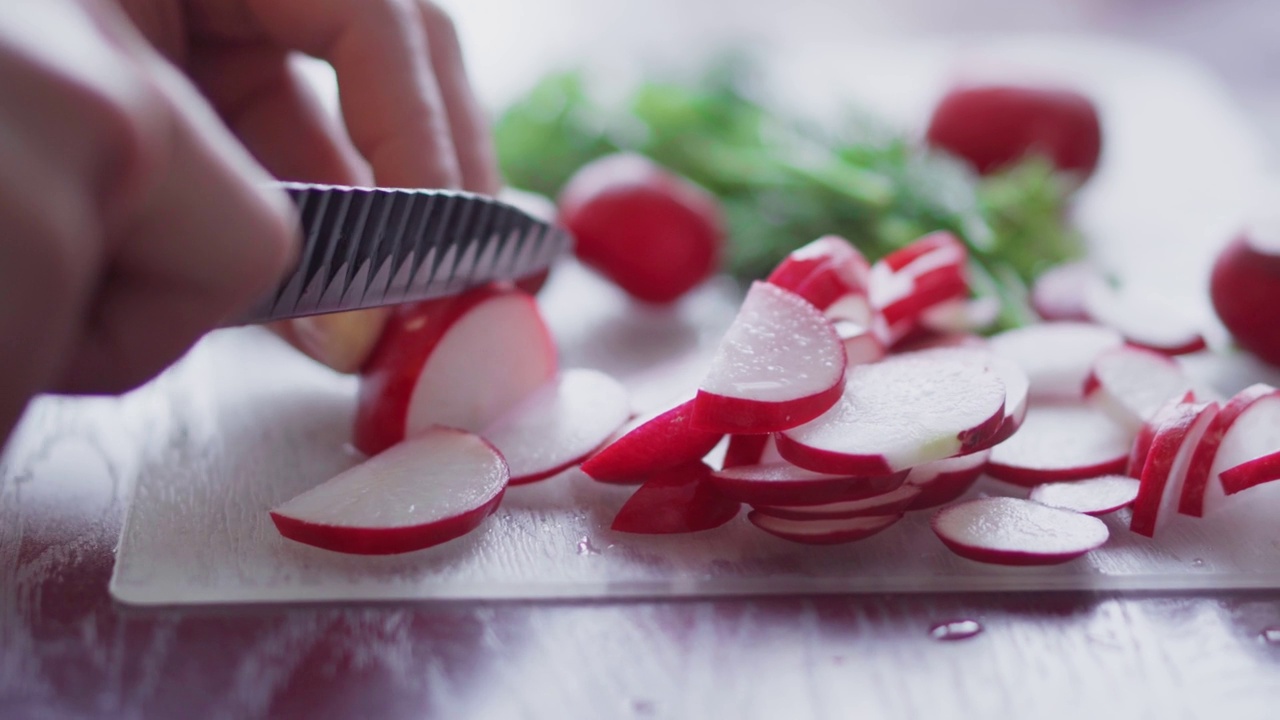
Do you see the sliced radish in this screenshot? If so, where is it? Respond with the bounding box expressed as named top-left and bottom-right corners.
top-left (270, 428), bottom-right (509, 555)
top-left (1083, 283), bottom-right (1208, 356)
top-left (610, 462), bottom-right (741, 534)
top-left (580, 398), bottom-right (722, 484)
top-left (752, 483), bottom-right (922, 520)
top-left (748, 511), bottom-right (902, 545)
top-left (880, 231), bottom-right (968, 273)
top-left (777, 350), bottom-right (1007, 476)
top-left (721, 434), bottom-right (772, 469)
top-left (931, 497), bottom-right (1109, 566)
top-left (907, 346), bottom-right (1030, 442)
top-left (1128, 400), bottom-right (1219, 537)
top-left (988, 322), bottom-right (1124, 400)
top-left (1030, 261), bottom-right (1103, 322)
top-left (986, 401), bottom-right (1133, 486)
top-left (825, 292), bottom-right (875, 326)
top-left (691, 282), bottom-right (846, 434)
top-left (483, 369), bottom-right (630, 485)
top-left (870, 232), bottom-right (969, 332)
top-left (766, 235), bottom-right (871, 310)
top-left (1178, 383), bottom-right (1280, 517)
top-left (831, 319), bottom-right (888, 366)
top-left (920, 296), bottom-right (1000, 335)
top-left (1084, 345), bottom-right (1194, 431)
top-left (709, 461), bottom-right (906, 506)
top-left (1028, 475), bottom-right (1141, 516)
top-left (1220, 450), bottom-right (1280, 495)
top-left (354, 285), bottom-right (558, 456)
top-left (903, 449), bottom-right (991, 511)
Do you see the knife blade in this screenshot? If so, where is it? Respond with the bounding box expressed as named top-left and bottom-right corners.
top-left (236, 182), bottom-right (572, 324)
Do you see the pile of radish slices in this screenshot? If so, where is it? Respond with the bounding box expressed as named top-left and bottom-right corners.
top-left (267, 231), bottom-right (1280, 568)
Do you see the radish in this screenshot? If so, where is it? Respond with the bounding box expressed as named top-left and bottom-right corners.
top-left (825, 293), bottom-right (876, 327)
top-left (1178, 383), bottom-right (1280, 517)
top-left (1220, 449), bottom-right (1280, 496)
top-left (354, 285), bottom-right (558, 456)
top-left (558, 152), bottom-right (724, 304)
top-left (830, 319), bottom-right (888, 366)
top-left (483, 369), bottom-right (630, 485)
top-left (748, 511), bottom-right (902, 545)
top-left (988, 322), bottom-right (1124, 400)
top-left (777, 350), bottom-right (1007, 476)
top-left (920, 296), bottom-right (1000, 335)
top-left (580, 398), bottom-right (723, 484)
top-left (721, 434), bottom-right (774, 469)
top-left (986, 401), bottom-right (1132, 486)
top-left (931, 497), bottom-right (1110, 565)
top-left (709, 461), bottom-right (907, 506)
top-left (269, 428), bottom-right (509, 555)
top-left (610, 462), bottom-right (741, 534)
top-left (1211, 229), bottom-right (1280, 367)
top-left (691, 282), bottom-right (846, 434)
top-left (1084, 345), bottom-right (1195, 431)
top-left (870, 232), bottom-right (969, 332)
top-left (908, 346), bottom-right (1030, 441)
top-left (1129, 399), bottom-right (1219, 537)
top-left (1028, 475), bottom-right (1141, 516)
top-left (766, 235), bottom-right (871, 311)
top-left (1083, 283), bottom-right (1207, 356)
top-left (903, 449), bottom-right (991, 511)
top-left (925, 84), bottom-right (1103, 181)
top-left (1030, 260), bottom-right (1103, 322)
top-left (751, 483), bottom-right (922, 520)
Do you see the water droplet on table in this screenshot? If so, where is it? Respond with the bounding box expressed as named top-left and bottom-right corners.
top-left (577, 536), bottom-right (601, 555)
top-left (1259, 626), bottom-right (1280, 644)
top-left (929, 619), bottom-right (983, 641)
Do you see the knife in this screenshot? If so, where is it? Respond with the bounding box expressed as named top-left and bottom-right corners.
top-left (236, 182), bottom-right (572, 324)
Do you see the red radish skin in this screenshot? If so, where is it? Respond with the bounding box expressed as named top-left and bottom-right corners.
top-left (1083, 283), bottom-right (1208, 356)
top-left (903, 450), bottom-right (991, 511)
top-left (766, 235), bottom-right (871, 310)
top-left (1211, 231), bottom-right (1280, 366)
top-left (610, 462), bottom-right (741, 534)
top-left (1219, 450), bottom-right (1280, 495)
top-left (1129, 400), bottom-right (1219, 537)
top-left (354, 285), bottom-right (557, 456)
top-left (748, 511), bottom-right (903, 545)
top-left (1028, 475), bottom-right (1141, 516)
top-left (752, 484), bottom-right (923, 521)
top-left (721, 434), bottom-right (773, 469)
top-left (880, 231), bottom-right (968, 273)
top-left (986, 401), bottom-right (1132, 487)
top-left (483, 369), bottom-right (630, 485)
top-left (988, 322), bottom-right (1124, 400)
top-left (1178, 383), bottom-right (1279, 517)
top-left (931, 497), bottom-right (1110, 566)
top-left (581, 399), bottom-right (723, 484)
top-left (692, 282), bottom-right (846, 434)
top-left (1031, 261), bottom-right (1103, 322)
top-left (709, 462), bottom-right (907, 506)
top-left (1126, 421), bottom-right (1157, 479)
top-left (1083, 345), bottom-right (1194, 432)
top-left (558, 152), bottom-right (724, 304)
top-left (778, 351), bottom-right (1007, 476)
top-left (270, 428), bottom-right (509, 555)
top-left (831, 320), bottom-right (888, 367)
top-left (925, 84), bottom-right (1103, 180)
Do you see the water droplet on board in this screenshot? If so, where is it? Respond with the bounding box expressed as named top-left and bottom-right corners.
top-left (929, 619), bottom-right (983, 641)
top-left (576, 536), bottom-right (601, 556)
top-left (1191, 558), bottom-right (1205, 568)
top-left (1259, 626), bottom-right (1280, 644)
top-left (631, 699), bottom-right (656, 716)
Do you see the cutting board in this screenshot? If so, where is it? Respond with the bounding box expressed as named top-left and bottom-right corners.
top-left (103, 37), bottom-right (1280, 606)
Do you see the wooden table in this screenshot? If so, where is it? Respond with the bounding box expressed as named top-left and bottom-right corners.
top-left (7, 1), bottom-right (1280, 718)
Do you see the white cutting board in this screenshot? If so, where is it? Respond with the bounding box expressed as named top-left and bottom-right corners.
top-left (107, 38), bottom-right (1280, 606)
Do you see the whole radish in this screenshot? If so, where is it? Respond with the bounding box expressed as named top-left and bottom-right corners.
top-left (557, 152), bottom-right (725, 304)
top-left (1211, 230), bottom-right (1280, 366)
top-left (925, 84), bottom-right (1103, 183)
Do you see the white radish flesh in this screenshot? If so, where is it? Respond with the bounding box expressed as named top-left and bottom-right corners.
top-left (777, 351), bottom-right (1007, 476)
top-left (270, 428), bottom-right (509, 555)
top-left (692, 282), bottom-right (846, 433)
top-left (986, 401), bottom-right (1133, 486)
top-left (1129, 400), bottom-right (1219, 537)
top-left (1030, 261), bottom-right (1102, 322)
top-left (903, 449), bottom-right (991, 510)
top-left (1028, 475), bottom-right (1141, 516)
top-left (1178, 383), bottom-right (1280, 517)
top-left (1083, 283), bottom-right (1208, 356)
top-left (748, 511), bottom-right (902, 545)
top-left (920, 296), bottom-right (1000, 334)
top-left (931, 497), bottom-right (1110, 565)
top-left (752, 484), bottom-right (922, 520)
top-left (483, 369), bottom-right (630, 485)
top-left (988, 322), bottom-right (1124, 400)
top-left (1084, 345), bottom-right (1195, 432)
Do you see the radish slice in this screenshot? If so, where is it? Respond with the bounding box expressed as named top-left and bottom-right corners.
top-left (708, 462), bottom-right (906, 506)
top-left (580, 398), bottom-right (722, 484)
top-left (1028, 475), bottom-right (1141, 516)
top-left (767, 235), bottom-right (871, 310)
top-left (777, 350), bottom-right (1007, 476)
top-left (986, 401), bottom-right (1133, 486)
top-left (1220, 450), bottom-right (1280, 495)
top-left (1084, 345), bottom-right (1194, 431)
top-left (483, 369), bottom-right (630, 485)
top-left (1128, 399), bottom-right (1219, 537)
top-left (748, 511), bottom-right (902, 545)
top-left (931, 497), bottom-right (1110, 565)
top-left (903, 449), bottom-right (991, 511)
top-left (610, 462), bottom-right (741, 534)
top-left (825, 293), bottom-right (875, 326)
top-left (691, 282), bottom-right (846, 434)
top-left (1178, 383), bottom-right (1280, 517)
top-left (752, 483), bottom-right (922, 520)
top-left (1084, 283), bottom-right (1208, 356)
top-left (920, 296), bottom-right (1000, 334)
top-left (354, 286), bottom-right (558, 456)
top-left (831, 320), bottom-right (888, 366)
top-left (270, 428), bottom-right (509, 555)
top-left (988, 322), bottom-right (1124, 400)
top-left (721, 434), bottom-right (771, 469)
top-left (1030, 261), bottom-right (1103, 322)
top-left (871, 232), bottom-right (969, 331)
top-left (907, 346), bottom-right (1030, 442)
